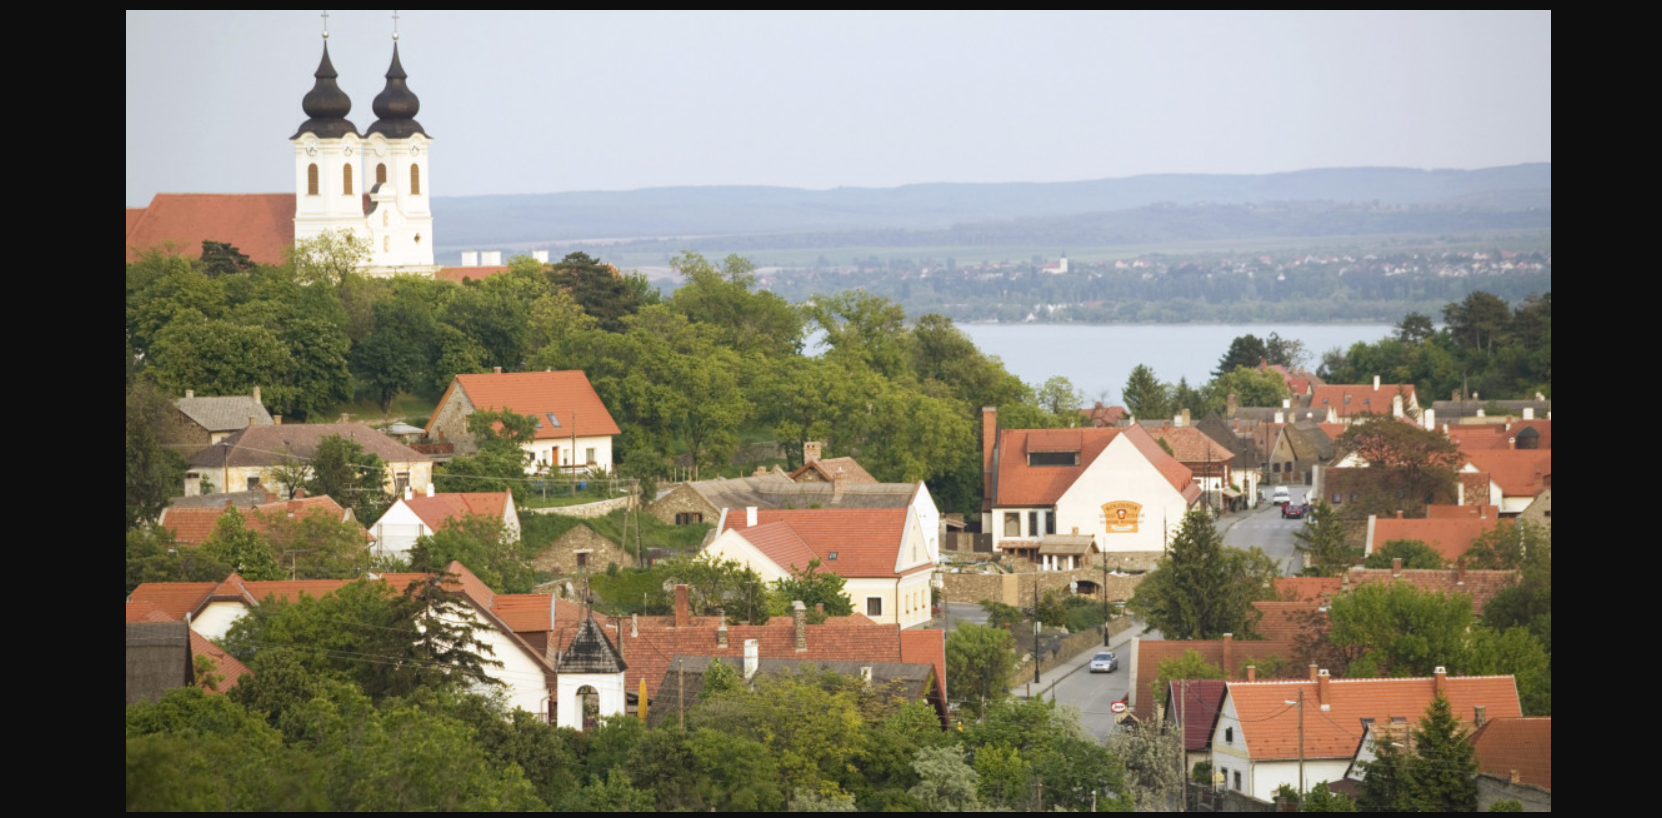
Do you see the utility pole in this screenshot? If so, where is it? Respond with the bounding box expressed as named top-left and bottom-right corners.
top-left (1032, 583), bottom-right (1041, 685)
top-left (677, 658), bottom-right (685, 730)
top-left (1297, 688), bottom-right (1305, 796)
top-left (1101, 554), bottom-right (1110, 646)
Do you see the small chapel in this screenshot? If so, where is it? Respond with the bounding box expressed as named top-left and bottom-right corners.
top-left (126, 18), bottom-right (440, 277)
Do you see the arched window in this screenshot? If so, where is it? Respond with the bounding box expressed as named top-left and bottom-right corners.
top-left (376, 163), bottom-right (387, 185)
top-left (409, 164), bottom-right (421, 195)
top-left (383, 235), bottom-right (391, 252)
top-left (342, 164), bottom-right (353, 195)
top-left (306, 163), bottom-right (319, 195)
top-left (382, 211), bottom-right (390, 227)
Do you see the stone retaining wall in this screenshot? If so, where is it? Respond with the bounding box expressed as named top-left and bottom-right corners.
top-left (1010, 615), bottom-right (1135, 685)
top-left (525, 494), bottom-right (634, 519)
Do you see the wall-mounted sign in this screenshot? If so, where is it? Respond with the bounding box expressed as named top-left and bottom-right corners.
top-left (1100, 501), bottom-right (1142, 533)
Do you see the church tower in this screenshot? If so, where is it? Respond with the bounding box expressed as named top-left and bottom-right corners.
top-left (362, 26), bottom-right (435, 273)
top-left (290, 30), bottom-right (365, 246)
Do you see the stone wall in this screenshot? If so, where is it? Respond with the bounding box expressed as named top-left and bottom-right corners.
top-left (527, 494), bottom-right (634, 519)
top-left (532, 524), bottom-right (635, 575)
top-left (1012, 615), bottom-right (1135, 684)
top-left (643, 484), bottom-right (718, 525)
top-left (1476, 775), bottom-right (1551, 812)
top-left (943, 555), bottom-right (1152, 607)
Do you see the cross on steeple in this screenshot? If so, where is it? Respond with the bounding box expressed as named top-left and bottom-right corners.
top-left (320, 9), bottom-right (329, 39)
top-left (392, 9), bottom-right (400, 41)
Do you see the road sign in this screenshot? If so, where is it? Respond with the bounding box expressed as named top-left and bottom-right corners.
top-left (1110, 701), bottom-right (1127, 714)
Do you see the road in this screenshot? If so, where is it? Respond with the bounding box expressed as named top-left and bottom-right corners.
top-left (1221, 485), bottom-right (1312, 575)
top-left (1013, 623), bottom-right (1159, 742)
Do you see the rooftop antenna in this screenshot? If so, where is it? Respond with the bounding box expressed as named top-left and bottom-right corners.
top-left (392, 9), bottom-right (400, 40)
top-left (321, 9), bottom-right (329, 39)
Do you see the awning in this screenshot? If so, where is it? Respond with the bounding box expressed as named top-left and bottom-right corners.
top-left (1039, 535), bottom-right (1096, 556)
top-left (1220, 487), bottom-right (1242, 498)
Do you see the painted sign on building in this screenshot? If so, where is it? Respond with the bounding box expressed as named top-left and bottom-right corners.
top-left (1100, 501), bottom-right (1142, 533)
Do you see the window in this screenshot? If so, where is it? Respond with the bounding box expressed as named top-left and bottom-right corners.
top-left (1233, 771), bottom-right (1242, 791)
top-left (1028, 451), bottom-right (1079, 466)
top-left (307, 163), bottom-right (319, 195)
top-left (827, 551), bottom-right (838, 561)
top-left (1045, 514), bottom-right (1056, 535)
top-left (1004, 512), bottom-right (1020, 537)
top-left (246, 475), bottom-right (261, 491)
top-left (395, 471), bottom-right (410, 494)
top-left (410, 164), bottom-right (421, 194)
top-left (376, 163), bottom-right (387, 185)
top-left (545, 413), bottom-right (562, 428)
top-left (576, 552), bottom-right (588, 569)
top-left (342, 164), bottom-right (353, 195)
top-left (585, 447), bottom-right (596, 464)
top-left (1332, 493), bottom-right (1342, 503)
top-left (1028, 511), bottom-right (1039, 536)
top-left (383, 211), bottom-right (390, 227)
top-left (383, 235), bottom-right (390, 252)
top-left (1225, 727), bottom-right (1233, 744)
top-left (674, 512), bottom-right (703, 525)
top-left (866, 597), bottom-right (883, 617)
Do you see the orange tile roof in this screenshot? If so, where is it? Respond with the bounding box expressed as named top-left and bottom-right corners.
top-left (1310, 383), bottom-right (1417, 418)
top-left (125, 601), bottom-right (172, 623)
top-left (1132, 637), bottom-right (1301, 720)
top-left (490, 593), bottom-right (588, 633)
top-left (126, 193), bottom-right (295, 266)
top-left (722, 508), bottom-right (923, 579)
top-left (993, 424), bottom-right (1198, 507)
top-left (1470, 717), bottom-right (1552, 790)
top-left (403, 492), bottom-right (511, 531)
top-left (158, 507), bottom-right (229, 547)
top-left (435, 265), bottom-right (510, 284)
top-left (1427, 504), bottom-right (1501, 520)
top-left (159, 495), bottom-right (362, 546)
top-left (1275, 577), bottom-right (1342, 602)
top-left (1147, 426), bottom-right (1236, 466)
top-left (434, 371), bottom-right (621, 440)
top-left (1447, 420), bottom-right (1552, 452)
top-left (188, 629), bottom-right (252, 693)
top-left (1225, 673), bottom-right (1522, 760)
top-left (732, 521), bottom-right (819, 574)
top-left (1343, 566), bottom-right (1520, 616)
top-left (1371, 515), bottom-right (1505, 562)
top-left (1461, 450), bottom-right (1552, 497)
top-left (1251, 600), bottom-right (1323, 643)
top-left (127, 583), bottom-right (217, 620)
top-left (789, 457), bottom-right (878, 484)
top-left (127, 573), bottom-right (432, 622)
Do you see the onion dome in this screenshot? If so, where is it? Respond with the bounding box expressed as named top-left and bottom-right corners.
top-left (366, 44), bottom-right (428, 138)
top-left (291, 43), bottom-right (358, 139)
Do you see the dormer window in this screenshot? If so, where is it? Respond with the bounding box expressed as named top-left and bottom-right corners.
top-left (1028, 451), bottom-right (1079, 467)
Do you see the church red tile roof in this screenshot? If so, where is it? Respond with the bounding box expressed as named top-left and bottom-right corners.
top-left (433, 371), bottom-right (621, 440)
top-left (125, 193), bottom-right (296, 266)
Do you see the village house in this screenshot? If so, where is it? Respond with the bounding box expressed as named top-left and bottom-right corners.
top-left (1341, 562), bottom-right (1520, 617)
top-left (184, 421), bottom-right (432, 497)
top-left (1146, 418), bottom-right (1253, 510)
top-left (125, 603), bottom-right (252, 699)
top-left (1470, 717), bottom-right (1552, 811)
top-left (1267, 420), bottom-right (1343, 486)
top-left (369, 487), bottom-right (517, 558)
top-left (425, 369), bottom-right (620, 474)
top-left (1166, 678), bottom-right (1229, 774)
top-left (705, 507), bottom-right (936, 628)
top-left (168, 387), bottom-right (274, 454)
top-left (158, 491), bottom-right (366, 547)
top-left (1129, 633), bottom-right (1302, 721)
top-left (1457, 449), bottom-right (1552, 514)
top-left (1431, 393), bottom-right (1550, 425)
top-left (127, 561), bottom-right (561, 718)
top-left (1364, 504), bottom-right (1506, 563)
top-left (1310, 377), bottom-right (1420, 425)
top-left (1210, 667), bottom-right (1521, 800)
top-left (982, 406), bottom-right (1200, 560)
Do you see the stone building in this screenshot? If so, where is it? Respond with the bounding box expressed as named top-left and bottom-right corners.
top-left (532, 524), bottom-right (637, 576)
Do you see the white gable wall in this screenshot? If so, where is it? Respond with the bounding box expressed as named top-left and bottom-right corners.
top-left (1054, 434), bottom-right (1189, 553)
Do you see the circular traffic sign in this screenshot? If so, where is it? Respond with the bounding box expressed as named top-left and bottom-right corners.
top-left (1110, 701), bottom-right (1127, 714)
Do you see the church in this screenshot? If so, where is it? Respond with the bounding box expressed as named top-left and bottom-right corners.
top-left (126, 28), bottom-right (440, 277)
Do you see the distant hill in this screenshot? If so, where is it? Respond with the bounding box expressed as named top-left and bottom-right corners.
top-left (432, 163), bottom-right (1550, 248)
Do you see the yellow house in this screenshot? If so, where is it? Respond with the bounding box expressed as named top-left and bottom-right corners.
top-left (185, 421), bottom-right (433, 497)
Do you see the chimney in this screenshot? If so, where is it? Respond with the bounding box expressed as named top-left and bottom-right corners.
top-left (1246, 665), bottom-right (1257, 682)
top-left (1423, 408), bottom-right (1435, 431)
top-left (792, 600), bottom-right (807, 651)
top-left (403, 485), bottom-right (413, 501)
top-left (1222, 633), bottom-right (1234, 678)
top-left (743, 639), bottom-right (759, 679)
top-left (426, 483), bottom-right (435, 498)
top-left (1373, 375), bottom-right (1381, 390)
top-left (248, 415), bottom-right (259, 429)
top-left (460, 251), bottom-right (479, 267)
top-left (1474, 705), bottom-right (1487, 728)
top-left (832, 468), bottom-right (847, 502)
top-left (1455, 560), bottom-right (1466, 585)
top-left (745, 506), bottom-right (758, 526)
top-left (252, 385), bottom-right (261, 405)
top-left (532, 250), bottom-right (549, 263)
top-left (1396, 510), bottom-right (1404, 519)
top-left (1453, 389), bottom-right (1461, 402)
top-left (1476, 407), bottom-right (1486, 418)
top-left (1508, 437), bottom-right (1516, 450)
top-left (265, 490), bottom-right (278, 503)
top-left (1473, 392), bottom-right (1479, 402)
top-left (1317, 668), bottom-right (1331, 706)
top-left (493, 366), bottom-right (502, 374)
top-left (1181, 408), bottom-right (1191, 427)
top-left (631, 613), bottom-right (639, 637)
top-left (804, 441), bottom-right (822, 464)
top-left (1392, 394), bottom-right (1404, 418)
top-left (1392, 557), bottom-right (1402, 577)
top-left (481, 250), bottom-right (503, 266)
top-left (1274, 410), bottom-right (1285, 424)
top-left (184, 472), bottom-right (202, 496)
top-left (1282, 398), bottom-right (1291, 409)
top-left (1172, 413), bottom-right (1182, 427)
top-left (815, 602), bottom-right (825, 615)
top-left (272, 415), bottom-right (282, 425)
top-left (982, 406), bottom-right (999, 502)
top-left (293, 487), bottom-right (306, 499)
top-left (185, 389), bottom-right (194, 399)
top-left (1523, 407), bottom-right (1534, 420)
top-left (673, 584), bottom-right (690, 627)
top-left (1508, 769), bottom-right (1521, 785)
top-left (1433, 666), bottom-right (1447, 696)
top-left (717, 619), bottom-right (728, 648)
top-left (1308, 663), bottom-right (1319, 682)
top-left (1534, 391), bottom-right (1545, 401)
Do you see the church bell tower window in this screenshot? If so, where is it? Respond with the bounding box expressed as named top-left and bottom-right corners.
top-left (307, 163), bottom-right (319, 196)
top-left (342, 164), bottom-right (353, 195)
top-left (410, 164), bottom-right (420, 195)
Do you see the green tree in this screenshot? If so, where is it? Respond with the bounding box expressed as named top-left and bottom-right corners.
top-left (550, 251), bottom-right (641, 333)
top-left (200, 507), bottom-right (283, 580)
top-left (1215, 334), bottom-right (1271, 378)
top-left (126, 382), bottom-right (189, 529)
top-left (1443, 291), bottom-right (1512, 355)
top-left (907, 745), bottom-right (981, 811)
top-left (148, 320), bottom-right (294, 408)
top-left (1356, 725), bottom-right (1418, 812)
top-left (1153, 650), bottom-right (1226, 708)
top-left (1211, 365), bottom-right (1292, 409)
top-left (434, 408), bottom-right (534, 498)
top-left (804, 290), bottom-right (910, 379)
top-left (1294, 501), bottom-right (1361, 576)
top-left (689, 668), bottom-right (867, 802)
top-left (1300, 780), bottom-right (1359, 811)
top-left (1463, 625), bottom-right (1551, 716)
top-left (1129, 509), bottom-right (1278, 639)
top-left (1105, 718), bottom-right (1186, 812)
top-left (1463, 519), bottom-right (1550, 572)
top-left (668, 251), bottom-right (804, 358)
top-left (409, 514), bottom-right (533, 593)
top-left (351, 282), bottom-right (441, 411)
top-left (770, 558), bottom-right (853, 621)
top-left (1333, 414), bottom-right (1461, 516)
top-left (1394, 311), bottom-right (1436, 345)
top-left (304, 434), bottom-right (391, 524)
top-left (1363, 539), bottom-right (1445, 570)
top-left (276, 317), bottom-right (352, 419)
top-left (1325, 581), bottom-right (1471, 678)
top-left (1035, 375), bottom-right (1084, 418)
top-left (127, 524), bottom-right (232, 595)
top-left (1122, 364), bottom-right (1169, 420)
top-left (1405, 695), bottom-right (1479, 811)
top-left (945, 624), bottom-right (1017, 714)
top-left (290, 229), bottom-right (370, 287)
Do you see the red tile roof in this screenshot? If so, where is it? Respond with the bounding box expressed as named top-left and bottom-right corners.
top-left (993, 424), bottom-right (1198, 507)
top-left (1225, 673), bottom-right (1522, 760)
top-left (188, 629), bottom-right (252, 693)
top-left (1448, 420), bottom-right (1552, 452)
top-left (127, 573), bottom-right (431, 622)
top-left (1167, 678), bottom-right (1228, 750)
top-left (789, 457), bottom-right (878, 484)
top-left (732, 521), bottom-right (819, 574)
top-left (435, 265), bottom-right (510, 284)
top-left (1146, 426), bottom-right (1236, 466)
top-left (1460, 450), bottom-right (1552, 498)
top-left (159, 495), bottom-right (363, 546)
top-left (125, 193), bottom-right (296, 266)
top-left (1470, 717), bottom-right (1552, 790)
top-left (403, 492), bottom-right (511, 531)
top-left (1310, 383), bottom-right (1417, 418)
top-left (433, 371), bottom-right (621, 440)
top-left (1251, 600), bottom-right (1323, 643)
top-left (1427, 504), bottom-right (1500, 520)
top-left (1132, 637), bottom-right (1301, 720)
top-left (157, 507), bottom-right (230, 547)
top-left (1343, 566), bottom-right (1520, 616)
top-left (721, 508), bottom-right (923, 579)
top-left (126, 583), bottom-right (218, 620)
top-left (1371, 514), bottom-right (1505, 562)
top-left (1275, 577), bottom-right (1342, 602)
top-left (489, 593), bottom-right (588, 634)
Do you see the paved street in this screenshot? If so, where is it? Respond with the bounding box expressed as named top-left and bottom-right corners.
top-left (1221, 485), bottom-right (1312, 575)
top-left (1014, 623), bottom-right (1159, 742)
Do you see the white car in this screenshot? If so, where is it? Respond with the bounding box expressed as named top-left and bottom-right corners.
top-left (1090, 652), bottom-right (1119, 673)
top-left (1272, 486), bottom-right (1291, 506)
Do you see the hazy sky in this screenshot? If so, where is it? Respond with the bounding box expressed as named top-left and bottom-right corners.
top-left (126, 10), bottom-right (1551, 206)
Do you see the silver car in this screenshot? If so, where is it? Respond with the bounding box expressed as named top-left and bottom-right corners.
top-left (1090, 652), bottom-right (1118, 673)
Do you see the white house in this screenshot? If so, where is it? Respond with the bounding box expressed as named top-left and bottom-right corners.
top-left (1209, 668), bottom-right (1521, 801)
top-left (425, 369), bottom-right (620, 475)
top-left (705, 507), bottom-right (936, 628)
top-left (981, 407), bottom-right (1201, 558)
top-left (370, 487), bottom-right (518, 558)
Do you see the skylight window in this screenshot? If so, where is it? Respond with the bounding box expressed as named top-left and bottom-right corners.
top-left (828, 551), bottom-right (838, 561)
top-left (546, 413), bottom-right (562, 428)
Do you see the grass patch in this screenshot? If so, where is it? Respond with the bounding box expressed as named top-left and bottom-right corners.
top-left (518, 508), bottom-right (712, 556)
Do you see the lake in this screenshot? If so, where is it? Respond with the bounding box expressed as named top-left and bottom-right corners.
top-left (956, 323), bottom-right (1396, 403)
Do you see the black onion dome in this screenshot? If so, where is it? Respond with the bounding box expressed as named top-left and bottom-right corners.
top-left (292, 43), bottom-right (359, 139)
top-left (367, 44), bottom-right (428, 138)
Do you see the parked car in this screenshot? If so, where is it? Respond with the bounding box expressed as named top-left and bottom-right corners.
top-left (1282, 502), bottom-right (1308, 520)
top-left (1090, 652), bottom-right (1119, 673)
top-left (1272, 486), bottom-right (1291, 506)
